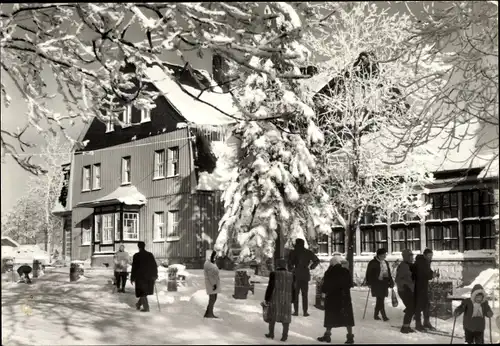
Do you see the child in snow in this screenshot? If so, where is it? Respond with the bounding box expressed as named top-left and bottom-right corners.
top-left (17, 264), bottom-right (33, 284)
top-left (453, 284), bottom-right (494, 344)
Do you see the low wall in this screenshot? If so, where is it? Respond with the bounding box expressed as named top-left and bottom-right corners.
top-left (318, 253), bottom-right (496, 288)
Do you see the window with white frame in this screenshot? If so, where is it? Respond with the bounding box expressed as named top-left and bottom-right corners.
top-left (92, 164), bottom-right (101, 189)
top-left (106, 119), bottom-right (114, 133)
top-left (82, 165), bottom-right (91, 191)
top-left (114, 212), bottom-right (121, 241)
top-left (122, 156), bottom-right (131, 184)
top-left (81, 218), bottom-right (91, 245)
top-left (102, 214), bottom-right (114, 244)
top-left (317, 233), bottom-right (329, 254)
top-left (94, 214), bottom-right (101, 242)
top-left (167, 147), bottom-right (179, 177)
top-left (123, 213), bottom-right (139, 240)
top-left (167, 210), bottom-right (179, 237)
top-left (122, 105), bottom-right (132, 126)
top-left (141, 108), bottom-right (151, 122)
top-left (154, 150), bottom-right (165, 179)
top-left (154, 212), bottom-right (165, 240)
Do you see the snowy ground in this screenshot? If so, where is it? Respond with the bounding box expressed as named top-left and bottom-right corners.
top-left (2, 269), bottom-right (499, 345)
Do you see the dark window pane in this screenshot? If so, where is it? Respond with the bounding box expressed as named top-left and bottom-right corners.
top-left (319, 243), bottom-right (328, 254)
top-left (433, 195), bottom-right (441, 208)
top-left (393, 241), bottom-right (404, 252)
top-left (464, 224), bottom-right (473, 238)
top-left (412, 239), bottom-right (421, 251)
top-left (472, 206), bottom-right (480, 217)
top-left (451, 193), bottom-right (458, 206)
top-left (451, 207), bottom-right (458, 218)
top-left (463, 192), bottom-right (471, 206)
top-left (472, 191), bottom-right (480, 204)
top-left (442, 208), bottom-right (451, 219)
top-left (442, 194), bottom-right (450, 207)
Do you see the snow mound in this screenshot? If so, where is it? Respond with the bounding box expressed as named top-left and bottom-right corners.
top-left (462, 268), bottom-right (499, 298)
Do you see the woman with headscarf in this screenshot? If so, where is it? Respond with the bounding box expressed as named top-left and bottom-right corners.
top-left (264, 258), bottom-right (294, 342)
top-left (317, 255), bottom-right (355, 344)
top-left (365, 248), bottom-right (394, 321)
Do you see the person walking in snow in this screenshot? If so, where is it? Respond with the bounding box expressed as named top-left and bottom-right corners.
top-left (395, 249), bottom-right (416, 333)
top-left (114, 245), bottom-right (130, 293)
top-left (317, 255), bottom-right (355, 344)
top-left (204, 250), bottom-right (221, 318)
top-left (17, 264), bottom-right (33, 284)
top-left (454, 284), bottom-right (494, 344)
top-left (287, 238), bottom-right (320, 317)
top-left (264, 258), bottom-right (294, 342)
top-left (365, 248), bottom-right (394, 322)
top-left (130, 241), bottom-right (158, 312)
top-left (413, 248), bottom-right (439, 331)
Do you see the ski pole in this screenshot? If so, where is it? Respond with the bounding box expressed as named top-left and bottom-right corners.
top-left (155, 282), bottom-right (161, 312)
top-left (489, 317), bottom-right (492, 344)
top-left (363, 287), bottom-right (371, 320)
top-left (450, 314), bottom-right (456, 344)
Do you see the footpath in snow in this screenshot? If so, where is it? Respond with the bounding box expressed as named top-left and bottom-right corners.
top-left (2, 268), bottom-right (499, 345)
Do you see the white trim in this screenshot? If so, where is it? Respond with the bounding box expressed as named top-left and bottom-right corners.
top-left (140, 108), bottom-right (151, 123)
top-left (105, 120), bottom-right (114, 133)
top-left (154, 149), bottom-right (165, 179)
top-left (121, 156), bottom-right (131, 184)
top-left (123, 212), bottom-right (139, 241)
top-left (166, 236), bottom-right (180, 242)
top-left (167, 210), bottom-right (179, 237)
top-left (154, 211), bottom-right (165, 241)
top-left (122, 105), bottom-right (132, 127)
top-left (92, 163), bottom-right (101, 190)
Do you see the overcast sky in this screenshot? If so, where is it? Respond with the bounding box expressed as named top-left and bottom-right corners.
top-left (0, 2), bottom-right (454, 215)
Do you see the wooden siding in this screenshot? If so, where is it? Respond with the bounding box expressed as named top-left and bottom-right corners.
top-left (146, 191), bottom-right (224, 260)
top-left (70, 207), bottom-right (93, 261)
top-left (71, 128), bottom-right (194, 207)
top-left (79, 87), bottom-right (186, 152)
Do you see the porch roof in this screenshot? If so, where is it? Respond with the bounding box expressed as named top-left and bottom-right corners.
top-left (1, 236), bottom-right (20, 248)
top-left (75, 185), bottom-right (147, 208)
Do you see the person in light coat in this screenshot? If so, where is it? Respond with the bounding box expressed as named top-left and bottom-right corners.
top-left (113, 244), bottom-right (130, 293)
top-left (204, 250), bottom-right (221, 318)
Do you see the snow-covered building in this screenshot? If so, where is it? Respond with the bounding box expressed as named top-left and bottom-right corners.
top-left (304, 64), bottom-right (499, 287)
top-left (55, 57), bottom-right (240, 268)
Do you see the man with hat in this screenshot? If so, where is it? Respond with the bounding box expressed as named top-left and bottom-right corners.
top-left (395, 249), bottom-right (416, 333)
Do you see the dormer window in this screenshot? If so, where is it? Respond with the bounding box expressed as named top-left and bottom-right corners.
top-left (122, 105), bottom-right (132, 127)
top-left (141, 108), bottom-right (151, 123)
top-left (106, 119), bottom-right (114, 133)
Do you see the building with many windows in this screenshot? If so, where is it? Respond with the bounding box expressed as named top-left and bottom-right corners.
top-left (53, 59), bottom-right (238, 268)
top-left (304, 63), bottom-right (499, 287)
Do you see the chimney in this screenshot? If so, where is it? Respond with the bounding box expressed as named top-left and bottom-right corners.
top-left (212, 54), bottom-right (230, 93)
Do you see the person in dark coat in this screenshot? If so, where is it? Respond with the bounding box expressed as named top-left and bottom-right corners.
top-left (17, 264), bottom-right (33, 284)
top-left (395, 249), bottom-right (416, 333)
top-left (365, 248), bottom-right (394, 321)
top-left (287, 238), bottom-right (320, 316)
top-left (317, 255), bottom-right (355, 344)
top-left (454, 284), bottom-right (494, 344)
top-left (130, 241), bottom-right (158, 312)
top-left (413, 248), bottom-right (438, 331)
top-left (264, 258), bottom-right (294, 342)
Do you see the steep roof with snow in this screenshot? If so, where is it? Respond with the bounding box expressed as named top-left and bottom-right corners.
top-left (145, 64), bottom-right (238, 126)
top-left (77, 61), bottom-right (237, 152)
